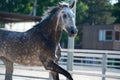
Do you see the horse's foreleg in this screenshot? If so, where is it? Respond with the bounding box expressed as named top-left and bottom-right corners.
top-left (49, 44), bottom-right (61, 80)
top-left (40, 57), bottom-right (73, 80)
top-left (50, 71), bottom-right (59, 80)
top-left (55, 44), bottom-right (61, 63)
top-left (1, 57), bottom-right (13, 80)
top-left (50, 61), bottom-right (73, 80)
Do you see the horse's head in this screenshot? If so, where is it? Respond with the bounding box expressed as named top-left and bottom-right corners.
top-left (58, 1), bottom-right (78, 37)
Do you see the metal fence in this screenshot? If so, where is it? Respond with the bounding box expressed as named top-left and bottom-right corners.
top-left (60, 49), bottom-right (120, 80)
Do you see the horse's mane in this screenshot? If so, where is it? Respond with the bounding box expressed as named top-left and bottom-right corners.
top-left (32, 7), bottom-right (59, 28)
top-left (42, 7), bottom-right (58, 20)
top-left (42, 2), bottom-right (69, 19)
top-left (33, 2), bottom-right (69, 28)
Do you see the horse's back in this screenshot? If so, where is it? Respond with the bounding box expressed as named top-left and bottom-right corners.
top-left (0, 29), bottom-right (11, 46)
top-left (0, 29), bottom-right (23, 56)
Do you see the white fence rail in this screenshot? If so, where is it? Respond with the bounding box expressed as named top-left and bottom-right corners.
top-left (61, 49), bottom-right (120, 80)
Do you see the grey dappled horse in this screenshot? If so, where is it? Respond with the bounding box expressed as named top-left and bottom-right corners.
top-left (0, 1), bottom-right (77, 80)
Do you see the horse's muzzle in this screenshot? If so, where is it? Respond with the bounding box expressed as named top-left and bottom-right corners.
top-left (68, 26), bottom-right (78, 37)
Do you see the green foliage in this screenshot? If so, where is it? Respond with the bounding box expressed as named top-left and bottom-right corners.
top-left (0, 0), bottom-right (115, 24)
top-left (0, 0), bottom-right (33, 14)
top-left (36, 0), bottom-right (64, 16)
top-left (76, 1), bottom-right (88, 24)
top-left (77, 0), bottom-right (113, 25)
top-left (112, 1), bottom-right (120, 23)
top-left (0, 0), bottom-right (64, 16)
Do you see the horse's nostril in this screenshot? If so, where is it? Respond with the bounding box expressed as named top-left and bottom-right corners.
top-left (71, 29), bottom-right (75, 34)
top-left (69, 26), bottom-right (78, 34)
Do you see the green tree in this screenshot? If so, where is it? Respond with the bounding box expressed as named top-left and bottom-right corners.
top-left (36, 0), bottom-right (64, 16)
top-left (80, 0), bottom-right (113, 25)
top-left (112, 0), bottom-right (120, 23)
top-left (0, 0), bottom-right (64, 16)
top-left (76, 0), bottom-right (88, 25)
top-left (0, 0), bottom-right (33, 14)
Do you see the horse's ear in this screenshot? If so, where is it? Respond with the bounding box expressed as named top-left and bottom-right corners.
top-left (69, 1), bottom-right (75, 8)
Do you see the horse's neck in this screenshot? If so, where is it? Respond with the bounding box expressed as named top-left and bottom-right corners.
top-left (41, 19), bottom-right (62, 45)
top-left (30, 16), bottom-right (62, 46)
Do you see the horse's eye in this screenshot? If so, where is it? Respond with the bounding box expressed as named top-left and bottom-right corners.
top-left (63, 14), bottom-right (67, 19)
